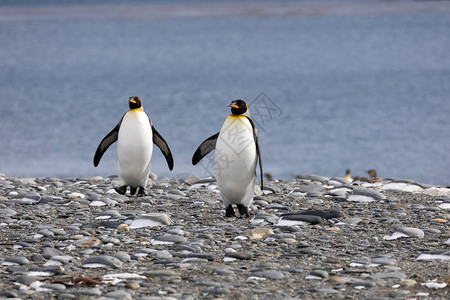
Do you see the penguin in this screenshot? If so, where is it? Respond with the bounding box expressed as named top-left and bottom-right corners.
top-left (366, 169), bottom-right (382, 182)
top-left (192, 99), bottom-right (263, 218)
top-left (368, 169), bottom-right (378, 178)
top-left (344, 168), bottom-right (352, 182)
top-left (352, 169), bottom-right (382, 183)
top-left (93, 96), bottom-right (174, 196)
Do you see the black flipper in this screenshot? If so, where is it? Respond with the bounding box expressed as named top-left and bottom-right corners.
top-left (93, 115), bottom-right (124, 167)
top-left (245, 116), bottom-right (263, 190)
top-left (192, 132), bottom-right (220, 165)
top-left (151, 125), bottom-right (174, 171)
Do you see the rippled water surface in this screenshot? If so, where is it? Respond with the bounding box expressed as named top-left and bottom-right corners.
top-left (1, 0), bottom-right (449, 185)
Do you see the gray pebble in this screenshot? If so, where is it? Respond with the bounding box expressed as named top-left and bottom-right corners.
top-left (154, 234), bottom-right (187, 244)
top-left (351, 281), bottom-right (376, 288)
top-left (0, 291), bottom-right (19, 298)
top-left (41, 247), bottom-right (63, 259)
top-left (15, 275), bottom-right (44, 285)
top-left (299, 209), bottom-right (341, 219)
top-left (0, 208), bottom-right (17, 217)
top-left (82, 255), bottom-right (123, 269)
top-left (371, 271), bottom-right (406, 280)
top-left (225, 252), bottom-right (253, 260)
top-left (101, 290), bottom-right (132, 300)
top-left (251, 270), bottom-right (285, 280)
top-left (111, 251), bottom-right (132, 262)
top-left (71, 288), bottom-right (103, 296)
top-left (371, 257), bottom-right (396, 266)
top-left (278, 214), bottom-right (322, 225)
top-left (2, 257), bottom-right (30, 265)
top-left (143, 270), bottom-right (177, 277)
top-left (396, 227), bottom-right (425, 238)
top-left (351, 187), bottom-right (386, 200)
top-left (309, 270), bottom-right (329, 279)
top-left (213, 268), bottom-right (235, 275)
top-left (152, 250), bottom-right (173, 260)
top-left (40, 283), bottom-right (67, 291)
top-left (47, 255), bottom-right (73, 264)
top-left (316, 288), bottom-right (338, 294)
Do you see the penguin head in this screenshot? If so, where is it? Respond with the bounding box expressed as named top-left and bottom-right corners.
top-left (228, 99), bottom-right (248, 115)
top-left (128, 96), bottom-right (143, 110)
top-left (368, 169), bottom-right (377, 177)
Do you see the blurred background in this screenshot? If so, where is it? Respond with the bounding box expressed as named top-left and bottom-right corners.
top-left (0, 0), bottom-right (449, 185)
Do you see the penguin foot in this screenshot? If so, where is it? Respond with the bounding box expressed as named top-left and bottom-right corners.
top-left (225, 205), bottom-right (236, 218)
top-left (237, 204), bottom-right (250, 218)
top-left (137, 187), bottom-right (147, 196)
top-left (130, 186), bottom-right (138, 195)
top-left (114, 185), bottom-right (127, 195)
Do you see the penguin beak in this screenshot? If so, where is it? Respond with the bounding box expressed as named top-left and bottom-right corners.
top-left (129, 99), bottom-right (137, 104)
top-left (228, 104), bottom-right (239, 109)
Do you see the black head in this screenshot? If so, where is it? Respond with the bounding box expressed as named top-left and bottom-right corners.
top-left (128, 96), bottom-right (143, 109)
top-left (228, 99), bottom-right (248, 115)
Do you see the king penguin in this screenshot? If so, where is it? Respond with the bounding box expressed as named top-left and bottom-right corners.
top-left (93, 96), bottom-right (174, 196)
top-left (192, 100), bottom-right (263, 217)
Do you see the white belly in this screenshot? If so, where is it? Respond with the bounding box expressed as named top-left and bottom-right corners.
top-left (215, 115), bottom-right (257, 207)
top-left (117, 110), bottom-right (153, 187)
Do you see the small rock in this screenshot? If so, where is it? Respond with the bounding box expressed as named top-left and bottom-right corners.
top-left (243, 227), bottom-right (274, 239)
top-left (82, 255), bottom-right (122, 269)
top-left (102, 290), bottom-right (132, 300)
top-left (251, 270), bottom-right (285, 280)
top-left (2, 257), bottom-right (30, 266)
top-left (385, 227), bottom-right (424, 240)
top-left (371, 271), bottom-right (406, 280)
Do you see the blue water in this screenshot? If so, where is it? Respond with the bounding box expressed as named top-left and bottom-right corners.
top-left (1, 0), bottom-right (449, 185)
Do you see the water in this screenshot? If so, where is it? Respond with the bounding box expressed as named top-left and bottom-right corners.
top-left (1, 0), bottom-right (449, 185)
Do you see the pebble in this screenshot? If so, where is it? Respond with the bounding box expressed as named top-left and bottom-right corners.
top-left (250, 270), bottom-right (285, 280)
top-left (385, 227), bottom-right (425, 240)
top-left (421, 280), bottom-right (447, 289)
top-left (371, 271), bottom-right (406, 280)
top-left (308, 270), bottom-right (329, 280)
top-left (71, 288), bottom-right (102, 296)
top-left (316, 288), bottom-right (338, 294)
top-left (152, 234), bottom-right (187, 244)
top-left (40, 283), bottom-right (67, 291)
top-left (416, 250), bottom-right (450, 261)
top-left (347, 187), bottom-right (386, 203)
top-left (338, 217), bottom-right (362, 225)
top-left (276, 214), bottom-right (322, 226)
top-left (0, 174), bottom-right (448, 299)
top-left (2, 257), bottom-right (30, 266)
top-left (298, 209), bottom-right (341, 219)
top-left (0, 208), bottom-right (17, 217)
top-left (128, 213), bottom-right (173, 229)
top-left (243, 227), bottom-right (274, 239)
top-left (82, 255), bottom-right (123, 269)
top-left (101, 290), bottom-right (132, 300)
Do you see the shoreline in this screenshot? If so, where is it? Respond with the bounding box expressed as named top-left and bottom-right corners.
top-left (0, 173), bottom-right (449, 299)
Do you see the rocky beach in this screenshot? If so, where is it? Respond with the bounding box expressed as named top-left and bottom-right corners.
top-left (0, 173), bottom-right (449, 299)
